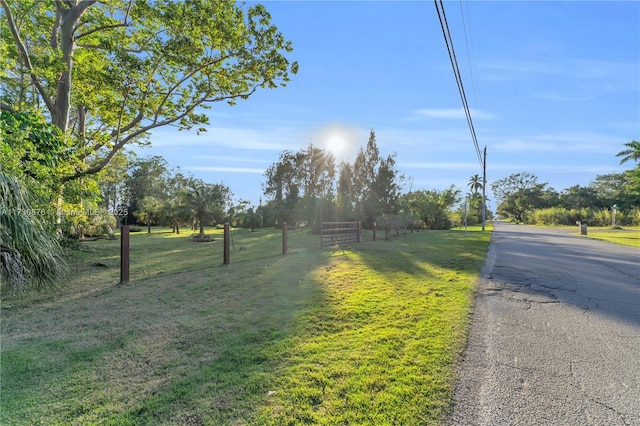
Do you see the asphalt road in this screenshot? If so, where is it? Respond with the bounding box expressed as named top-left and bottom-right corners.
top-left (449, 222), bottom-right (640, 426)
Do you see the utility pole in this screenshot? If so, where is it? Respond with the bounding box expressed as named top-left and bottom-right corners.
top-left (482, 146), bottom-right (487, 231)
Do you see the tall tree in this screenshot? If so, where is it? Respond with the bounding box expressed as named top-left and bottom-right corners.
top-left (467, 174), bottom-right (485, 223)
top-left (124, 156), bottom-right (169, 224)
top-left (296, 144), bottom-right (336, 229)
top-left (336, 162), bottom-right (356, 219)
top-left (352, 130), bottom-right (380, 213)
top-left (368, 154), bottom-right (402, 217)
top-left (590, 171), bottom-right (640, 211)
top-left (1, 0), bottom-right (298, 182)
top-left (263, 150), bottom-right (300, 225)
top-left (263, 145), bottom-right (336, 228)
top-left (352, 130), bottom-right (402, 226)
top-left (558, 185), bottom-right (602, 210)
top-left (134, 195), bottom-right (163, 234)
top-left (491, 172), bottom-right (551, 222)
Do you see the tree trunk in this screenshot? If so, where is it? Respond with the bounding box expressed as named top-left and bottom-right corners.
top-left (54, 7), bottom-right (75, 131)
top-left (199, 222), bottom-right (205, 239)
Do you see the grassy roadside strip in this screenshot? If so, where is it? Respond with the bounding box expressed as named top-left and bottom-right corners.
top-left (530, 224), bottom-right (640, 248)
top-left (1, 225), bottom-right (491, 425)
top-left (581, 226), bottom-right (640, 247)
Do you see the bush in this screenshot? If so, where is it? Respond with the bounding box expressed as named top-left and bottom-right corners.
top-left (527, 206), bottom-right (640, 227)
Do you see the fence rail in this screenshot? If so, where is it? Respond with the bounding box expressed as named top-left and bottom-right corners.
top-left (321, 222), bottom-right (360, 248)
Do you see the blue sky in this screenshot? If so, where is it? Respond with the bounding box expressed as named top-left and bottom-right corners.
top-left (144, 1), bottom-right (640, 210)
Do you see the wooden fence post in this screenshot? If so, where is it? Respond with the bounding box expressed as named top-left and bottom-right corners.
top-left (223, 223), bottom-right (230, 265)
top-left (282, 222), bottom-right (288, 255)
top-left (120, 225), bottom-right (130, 284)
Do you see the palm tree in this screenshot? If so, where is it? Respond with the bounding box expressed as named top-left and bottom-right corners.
top-left (187, 181), bottom-right (231, 241)
top-left (468, 174), bottom-right (483, 196)
top-left (1, 171), bottom-right (66, 293)
top-left (616, 140), bottom-right (640, 165)
top-left (468, 174), bottom-right (485, 222)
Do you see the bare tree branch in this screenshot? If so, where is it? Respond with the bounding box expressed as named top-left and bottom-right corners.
top-left (1, 103), bottom-right (18, 114)
top-left (153, 55), bottom-right (231, 123)
top-left (110, 112), bottom-right (143, 138)
top-left (74, 22), bottom-right (128, 40)
top-left (62, 88), bottom-right (261, 182)
top-left (76, 43), bottom-right (143, 53)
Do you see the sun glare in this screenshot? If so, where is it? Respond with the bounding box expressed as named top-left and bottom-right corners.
top-left (325, 134), bottom-right (346, 157)
top-left (317, 125), bottom-right (360, 161)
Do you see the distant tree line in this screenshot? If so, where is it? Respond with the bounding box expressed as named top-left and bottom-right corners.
top-left (262, 130), bottom-right (406, 231)
top-left (491, 141), bottom-right (640, 226)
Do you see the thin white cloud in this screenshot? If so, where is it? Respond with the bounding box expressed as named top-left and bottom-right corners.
top-left (533, 92), bottom-right (592, 102)
top-left (374, 127), bottom-right (476, 150)
top-left (413, 108), bottom-right (496, 120)
top-left (401, 161), bottom-right (479, 170)
top-left (486, 163), bottom-right (622, 174)
top-left (480, 59), bottom-right (639, 92)
top-left (151, 126), bottom-right (302, 151)
top-left (492, 133), bottom-right (625, 153)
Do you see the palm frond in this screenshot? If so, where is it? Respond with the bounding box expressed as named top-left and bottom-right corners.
top-left (0, 171), bottom-right (66, 293)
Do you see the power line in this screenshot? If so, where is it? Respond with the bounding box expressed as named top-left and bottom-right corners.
top-left (434, 0), bottom-right (487, 230)
top-left (433, 0), bottom-right (483, 168)
top-left (459, 0), bottom-right (481, 132)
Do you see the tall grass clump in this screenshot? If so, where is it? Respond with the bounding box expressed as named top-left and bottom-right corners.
top-left (529, 207), bottom-right (638, 227)
top-left (531, 207), bottom-right (571, 225)
top-left (590, 208), bottom-right (612, 227)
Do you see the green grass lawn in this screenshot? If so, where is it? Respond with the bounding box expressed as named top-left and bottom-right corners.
top-left (1, 225), bottom-right (491, 425)
top-left (581, 226), bottom-right (640, 247)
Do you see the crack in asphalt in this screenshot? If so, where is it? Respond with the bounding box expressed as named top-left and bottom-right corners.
top-left (449, 223), bottom-right (640, 425)
top-left (569, 383), bottom-right (631, 426)
top-left (494, 355), bottom-right (631, 425)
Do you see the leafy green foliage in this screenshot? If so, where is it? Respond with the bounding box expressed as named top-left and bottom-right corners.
top-left (1, 0), bottom-right (298, 181)
top-left (0, 109), bottom-right (70, 201)
top-left (400, 186), bottom-right (461, 230)
top-left (493, 157), bottom-right (639, 226)
top-left (263, 145), bottom-right (336, 228)
top-left (0, 171), bottom-right (66, 293)
top-left (187, 181), bottom-right (231, 239)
